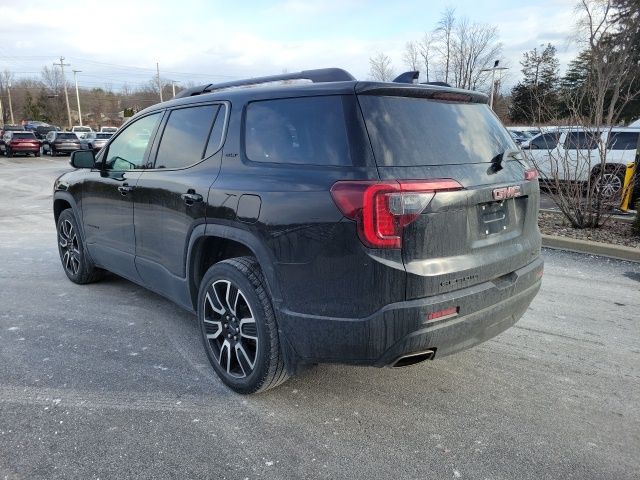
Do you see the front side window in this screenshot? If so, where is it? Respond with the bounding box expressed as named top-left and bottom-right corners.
top-left (245, 96), bottom-right (352, 166)
top-left (154, 105), bottom-right (218, 169)
top-left (104, 113), bottom-right (161, 171)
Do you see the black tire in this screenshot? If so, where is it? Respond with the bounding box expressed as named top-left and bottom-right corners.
top-left (6, 147), bottom-right (12, 158)
top-left (56, 209), bottom-right (104, 284)
top-left (198, 256), bottom-right (289, 394)
top-left (35, 149), bottom-right (40, 157)
top-left (50, 145), bottom-right (56, 156)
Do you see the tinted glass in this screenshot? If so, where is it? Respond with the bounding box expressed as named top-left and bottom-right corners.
top-left (74, 127), bottom-right (91, 132)
top-left (205, 105), bottom-right (226, 157)
top-left (607, 131), bottom-right (639, 150)
top-left (13, 132), bottom-right (36, 139)
top-left (563, 131), bottom-right (599, 150)
top-left (155, 105), bottom-right (217, 169)
top-left (96, 133), bottom-right (112, 139)
top-left (531, 132), bottom-right (560, 149)
top-left (57, 133), bottom-right (78, 140)
top-left (104, 113), bottom-right (161, 171)
top-left (358, 95), bottom-right (515, 166)
top-left (245, 96), bottom-right (351, 165)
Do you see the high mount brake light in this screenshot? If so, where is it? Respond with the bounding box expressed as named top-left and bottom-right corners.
top-left (330, 179), bottom-right (463, 249)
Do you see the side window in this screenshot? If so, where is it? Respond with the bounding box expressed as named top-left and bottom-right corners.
top-left (607, 132), bottom-right (639, 150)
top-left (154, 104), bottom-right (218, 169)
top-left (104, 113), bottom-right (162, 171)
top-left (564, 131), bottom-right (599, 150)
top-left (532, 133), bottom-right (559, 149)
top-left (245, 96), bottom-right (352, 166)
top-left (205, 104), bottom-right (227, 157)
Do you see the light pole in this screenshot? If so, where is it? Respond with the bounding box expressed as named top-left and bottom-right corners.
top-left (7, 82), bottom-right (15, 124)
top-left (73, 70), bottom-right (83, 126)
top-left (481, 60), bottom-right (508, 110)
top-left (54, 57), bottom-right (73, 128)
top-left (156, 62), bottom-right (163, 102)
top-left (171, 80), bottom-right (179, 98)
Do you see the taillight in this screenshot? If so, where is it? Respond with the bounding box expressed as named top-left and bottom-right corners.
top-left (331, 179), bottom-right (463, 249)
top-left (524, 168), bottom-right (538, 181)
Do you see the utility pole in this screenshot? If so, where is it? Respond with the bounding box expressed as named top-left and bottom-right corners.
top-left (0, 94), bottom-right (4, 124)
top-left (54, 56), bottom-right (72, 128)
top-left (7, 82), bottom-right (14, 124)
top-left (481, 60), bottom-right (508, 110)
top-left (171, 80), bottom-right (179, 98)
top-left (73, 70), bottom-right (83, 126)
top-left (156, 62), bottom-right (163, 102)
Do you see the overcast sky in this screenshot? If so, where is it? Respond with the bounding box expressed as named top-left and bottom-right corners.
top-left (0, 0), bottom-right (580, 91)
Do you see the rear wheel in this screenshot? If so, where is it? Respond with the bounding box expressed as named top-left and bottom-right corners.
top-left (50, 145), bottom-right (56, 156)
top-left (56, 209), bottom-right (104, 284)
top-left (593, 166), bottom-right (625, 203)
top-left (6, 147), bottom-right (12, 158)
top-left (198, 257), bottom-right (289, 394)
top-left (35, 149), bottom-right (40, 157)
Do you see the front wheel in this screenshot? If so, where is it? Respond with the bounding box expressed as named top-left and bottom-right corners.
top-left (198, 257), bottom-right (289, 394)
top-left (56, 209), bottom-right (104, 284)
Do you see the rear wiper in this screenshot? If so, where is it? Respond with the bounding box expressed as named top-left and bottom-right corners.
top-left (490, 149), bottom-right (521, 173)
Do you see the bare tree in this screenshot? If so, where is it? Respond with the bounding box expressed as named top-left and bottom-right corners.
top-left (450, 18), bottom-right (502, 90)
top-left (403, 41), bottom-right (420, 71)
top-left (434, 7), bottom-right (455, 83)
top-left (369, 53), bottom-right (395, 82)
top-left (524, 0), bottom-right (640, 228)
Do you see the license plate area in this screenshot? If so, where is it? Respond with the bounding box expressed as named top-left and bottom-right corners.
top-left (478, 200), bottom-right (510, 235)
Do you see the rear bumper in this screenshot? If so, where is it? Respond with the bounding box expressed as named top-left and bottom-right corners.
top-left (9, 145), bottom-right (39, 152)
top-left (277, 257), bottom-right (543, 366)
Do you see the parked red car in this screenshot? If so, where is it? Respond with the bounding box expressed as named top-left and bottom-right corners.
top-left (2, 131), bottom-right (41, 157)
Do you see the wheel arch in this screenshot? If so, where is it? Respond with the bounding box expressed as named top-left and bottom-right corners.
top-left (186, 224), bottom-right (282, 312)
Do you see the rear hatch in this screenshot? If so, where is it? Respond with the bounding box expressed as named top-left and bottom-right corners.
top-left (356, 86), bottom-right (541, 299)
top-left (10, 132), bottom-right (39, 148)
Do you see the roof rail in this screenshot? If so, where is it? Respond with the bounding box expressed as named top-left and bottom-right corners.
top-left (393, 71), bottom-right (419, 84)
top-left (175, 68), bottom-right (356, 98)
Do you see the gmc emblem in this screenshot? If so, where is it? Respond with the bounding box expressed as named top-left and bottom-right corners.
top-left (492, 185), bottom-right (521, 201)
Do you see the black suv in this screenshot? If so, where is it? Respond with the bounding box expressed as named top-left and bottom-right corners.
top-left (53, 68), bottom-right (543, 394)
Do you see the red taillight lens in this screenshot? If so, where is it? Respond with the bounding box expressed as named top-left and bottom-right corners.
top-left (524, 168), bottom-right (539, 181)
top-left (331, 179), bottom-right (463, 249)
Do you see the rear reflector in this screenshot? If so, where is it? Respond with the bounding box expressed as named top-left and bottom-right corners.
top-left (427, 306), bottom-right (459, 321)
top-left (524, 168), bottom-right (539, 181)
top-left (331, 179), bottom-right (463, 249)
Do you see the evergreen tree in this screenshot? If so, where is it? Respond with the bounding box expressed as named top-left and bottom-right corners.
top-left (509, 43), bottom-right (560, 123)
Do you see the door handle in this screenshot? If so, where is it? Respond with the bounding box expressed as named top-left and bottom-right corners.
top-left (118, 184), bottom-right (135, 195)
top-left (181, 191), bottom-right (203, 205)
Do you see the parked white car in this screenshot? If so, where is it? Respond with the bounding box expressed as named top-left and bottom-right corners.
top-left (71, 125), bottom-right (94, 139)
top-left (521, 127), bottom-right (639, 197)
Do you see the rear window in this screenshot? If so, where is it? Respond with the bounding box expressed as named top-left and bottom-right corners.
top-left (245, 96), bottom-right (351, 166)
top-left (358, 95), bottom-right (515, 166)
top-left (13, 132), bottom-right (36, 139)
top-left (58, 133), bottom-right (78, 140)
top-left (96, 133), bottom-right (112, 139)
top-left (74, 127), bottom-right (91, 132)
top-left (607, 131), bottom-right (639, 150)
top-left (531, 132), bottom-right (561, 149)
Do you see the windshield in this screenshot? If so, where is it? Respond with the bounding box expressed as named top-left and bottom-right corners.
top-left (358, 95), bottom-right (516, 166)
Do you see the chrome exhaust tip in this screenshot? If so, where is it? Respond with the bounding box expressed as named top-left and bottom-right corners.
top-left (390, 349), bottom-right (436, 368)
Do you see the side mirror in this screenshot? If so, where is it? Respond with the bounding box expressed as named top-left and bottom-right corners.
top-left (70, 149), bottom-right (96, 169)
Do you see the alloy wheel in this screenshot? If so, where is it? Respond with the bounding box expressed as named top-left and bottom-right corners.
top-left (595, 172), bottom-right (623, 199)
top-left (202, 280), bottom-right (258, 378)
top-left (58, 219), bottom-right (81, 276)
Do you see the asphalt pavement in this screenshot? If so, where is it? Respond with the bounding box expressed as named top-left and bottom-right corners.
top-left (0, 155), bottom-right (639, 480)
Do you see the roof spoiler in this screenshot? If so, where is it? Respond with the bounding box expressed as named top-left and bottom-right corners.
top-left (392, 71), bottom-right (452, 88)
top-left (175, 68), bottom-right (356, 98)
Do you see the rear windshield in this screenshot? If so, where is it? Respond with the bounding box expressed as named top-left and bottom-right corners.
top-left (358, 95), bottom-right (515, 166)
top-left (58, 133), bottom-right (78, 139)
top-left (96, 133), bottom-right (112, 139)
top-left (74, 127), bottom-right (91, 132)
top-left (13, 132), bottom-right (36, 139)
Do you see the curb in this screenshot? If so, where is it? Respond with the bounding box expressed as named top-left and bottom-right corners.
top-left (539, 208), bottom-right (635, 224)
top-left (541, 234), bottom-right (640, 263)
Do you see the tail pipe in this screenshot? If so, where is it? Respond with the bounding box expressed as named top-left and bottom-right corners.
top-left (390, 349), bottom-right (436, 368)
